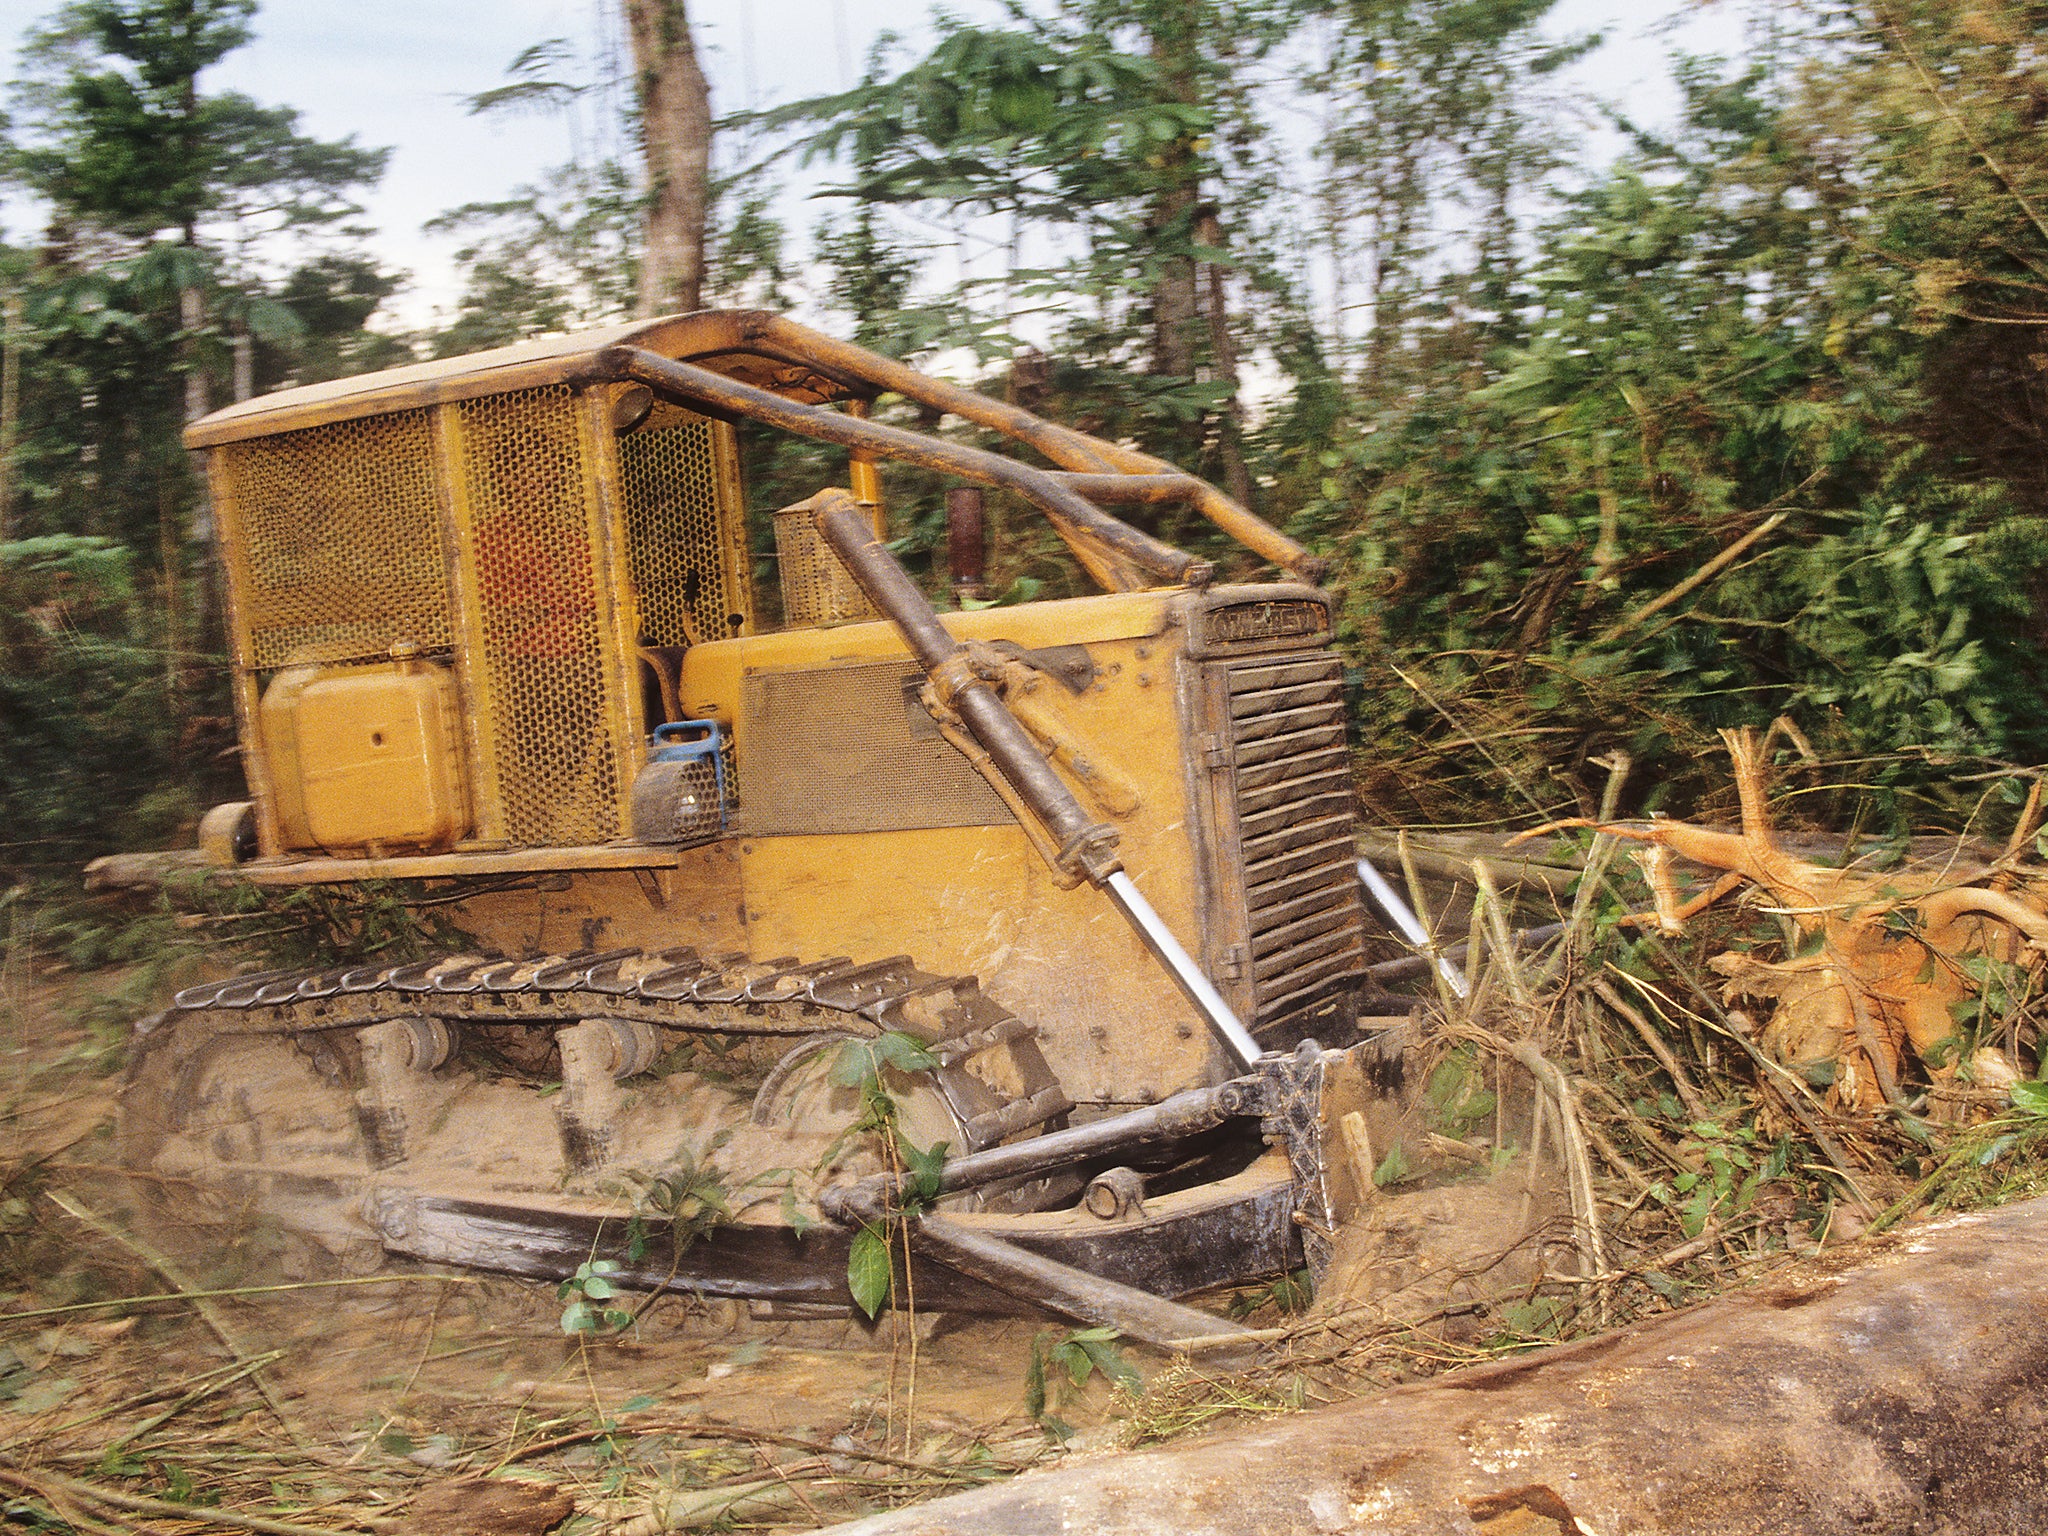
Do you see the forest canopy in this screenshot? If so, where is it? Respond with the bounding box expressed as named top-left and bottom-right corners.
top-left (3, 0), bottom-right (2047, 895)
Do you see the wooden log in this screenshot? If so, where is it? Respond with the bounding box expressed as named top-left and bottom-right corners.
top-left (818, 1196), bottom-right (2048, 1535)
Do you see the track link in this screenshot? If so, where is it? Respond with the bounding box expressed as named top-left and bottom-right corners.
top-left (157, 947), bottom-right (1071, 1154)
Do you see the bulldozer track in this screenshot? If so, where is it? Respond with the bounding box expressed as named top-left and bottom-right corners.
top-left (153, 948), bottom-right (1073, 1153)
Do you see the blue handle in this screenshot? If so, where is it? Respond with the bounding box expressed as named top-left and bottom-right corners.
top-left (652, 719), bottom-right (721, 753)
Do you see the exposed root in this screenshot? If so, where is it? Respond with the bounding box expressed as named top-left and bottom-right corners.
top-left (1515, 728), bottom-right (2048, 1117)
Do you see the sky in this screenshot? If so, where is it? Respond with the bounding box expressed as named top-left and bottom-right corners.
top-left (1, 0), bottom-right (1749, 327)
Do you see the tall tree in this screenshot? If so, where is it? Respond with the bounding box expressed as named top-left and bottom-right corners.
top-left (1308, 0), bottom-right (1588, 371)
top-left (0, 3), bottom-right (394, 870)
top-left (759, 10), bottom-right (1289, 510)
top-left (2, 0), bottom-right (388, 750)
top-left (623, 0), bottom-right (711, 316)
top-left (429, 39), bottom-right (641, 354)
top-left (8, 0), bottom-right (385, 420)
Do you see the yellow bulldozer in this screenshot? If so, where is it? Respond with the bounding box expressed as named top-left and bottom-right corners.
top-left (97, 310), bottom-right (1412, 1345)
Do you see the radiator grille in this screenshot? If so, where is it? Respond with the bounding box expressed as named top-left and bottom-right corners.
top-left (1213, 653), bottom-right (1368, 1026)
top-left (457, 386), bottom-right (621, 846)
top-left (220, 412), bottom-right (451, 669)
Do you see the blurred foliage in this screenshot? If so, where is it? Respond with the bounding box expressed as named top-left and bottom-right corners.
top-left (0, 536), bottom-right (194, 884)
top-left (1288, 8), bottom-right (2048, 828)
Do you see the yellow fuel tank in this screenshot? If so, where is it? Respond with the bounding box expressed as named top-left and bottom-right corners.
top-left (265, 651), bottom-right (472, 854)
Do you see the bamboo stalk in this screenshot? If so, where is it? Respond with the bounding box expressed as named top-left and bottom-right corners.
top-left (0, 1468), bottom-right (382, 1536)
top-left (102, 1350), bottom-right (291, 1457)
top-left (5, 1350), bottom-right (285, 1453)
top-left (0, 1274), bottom-right (476, 1326)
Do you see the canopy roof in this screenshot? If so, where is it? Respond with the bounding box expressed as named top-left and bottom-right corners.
top-left (184, 310), bottom-right (864, 448)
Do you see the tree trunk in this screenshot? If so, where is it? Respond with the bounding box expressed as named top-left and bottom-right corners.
top-left (231, 327), bottom-right (254, 404)
top-left (1150, 176), bottom-right (1201, 379)
top-left (1145, 18), bottom-right (1202, 379)
top-left (176, 226), bottom-right (216, 692)
top-left (1368, 138), bottom-right (1419, 377)
top-left (820, 1195), bottom-right (2048, 1536)
top-left (625, 0), bottom-right (712, 318)
top-left (0, 288), bottom-right (19, 543)
top-left (1197, 210), bottom-right (1255, 510)
top-left (179, 280), bottom-right (208, 427)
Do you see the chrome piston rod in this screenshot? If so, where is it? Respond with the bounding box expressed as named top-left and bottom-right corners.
top-left (1105, 870), bottom-right (1263, 1070)
top-left (1356, 857), bottom-right (1469, 1000)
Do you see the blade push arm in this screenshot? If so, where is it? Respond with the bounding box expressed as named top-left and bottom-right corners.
top-left (810, 489), bottom-right (1264, 1071)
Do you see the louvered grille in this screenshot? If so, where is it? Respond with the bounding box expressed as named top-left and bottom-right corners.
top-left (1212, 653), bottom-right (1368, 1026)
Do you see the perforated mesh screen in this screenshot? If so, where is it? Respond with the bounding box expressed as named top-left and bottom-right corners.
top-left (459, 386), bottom-right (621, 845)
top-left (739, 660), bottom-right (1009, 834)
top-left (774, 505), bottom-right (879, 626)
top-left (618, 414), bottom-right (749, 645)
top-left (221, 413), bottom-right (450, 669)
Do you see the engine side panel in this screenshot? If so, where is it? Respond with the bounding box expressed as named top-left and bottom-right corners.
top-left (727, 620), bottom-right (1222, 1107)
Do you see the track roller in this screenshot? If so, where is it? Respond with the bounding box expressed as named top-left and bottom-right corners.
top-left (355, 1018), bottom-right (454, 1167)
top-left (556, 1019), bottom-right (663, 1170)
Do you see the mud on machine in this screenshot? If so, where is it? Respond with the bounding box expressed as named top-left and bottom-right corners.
top-left (99, 310), bottom-right (1415, 1344)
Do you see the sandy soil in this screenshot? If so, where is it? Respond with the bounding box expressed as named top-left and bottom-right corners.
top-left (0, 971), bottom-right (1236, 1534)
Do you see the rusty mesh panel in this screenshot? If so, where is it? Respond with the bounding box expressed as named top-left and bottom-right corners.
top-left (460, 386), bottom-right (620, 845)
top-left (618, 416), bottom-right (749, 645)
top-left (772, 505), bottom-right (879, 626)
top-left (223, 413), bottom-right (450, 669)
top-left (738, 660), bottom-right (1008, 834)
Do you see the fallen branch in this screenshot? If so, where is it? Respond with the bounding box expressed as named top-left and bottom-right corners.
top-left (1598, 509), bottom-right (1791, 645)
top-left (44, 1190), bottom-right (313, 1454)
top-left (1591, 976), bottom-right (1711, 1122)
top-left (0, 1466), bottom-right (390, 1536)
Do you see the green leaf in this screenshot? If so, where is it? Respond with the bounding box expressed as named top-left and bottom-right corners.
top-left (1023, 1333), bottom-right (1048, 1421)
top-left (875, 1031), bottom-right (940, 1074)
top-left (580, 1276), bottom-right (615, 1301)
top-left (902, 1138), bottom-right (950, 1205)
top-left (1977, 1133), bottom-right (2018, 1166)
top-left (782, 1187), bottom-right (816, 1238)
top-left (847, 1222), bottom-right (894, 1318)
top-left (1077, 1335), bottom-right (1142, 1393)
top-left (2010, 1080), bottom-right (2048, 1116)
top-left (833, 1040), bottom-right (881, 1088)
top-left (1060, 1339), bottom-right (1093, 1388)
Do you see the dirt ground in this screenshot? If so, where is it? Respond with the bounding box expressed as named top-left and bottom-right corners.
top-left (0, 965), bottom-right (1704, 1535)
top-left (0, 969), bottom-right (1400, 1535)
top-left (0, 971), bottom-right (1146, 1534)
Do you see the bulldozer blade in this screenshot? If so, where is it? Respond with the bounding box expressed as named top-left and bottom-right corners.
top-left (359, 1155), bottom-right (1301, 1319)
